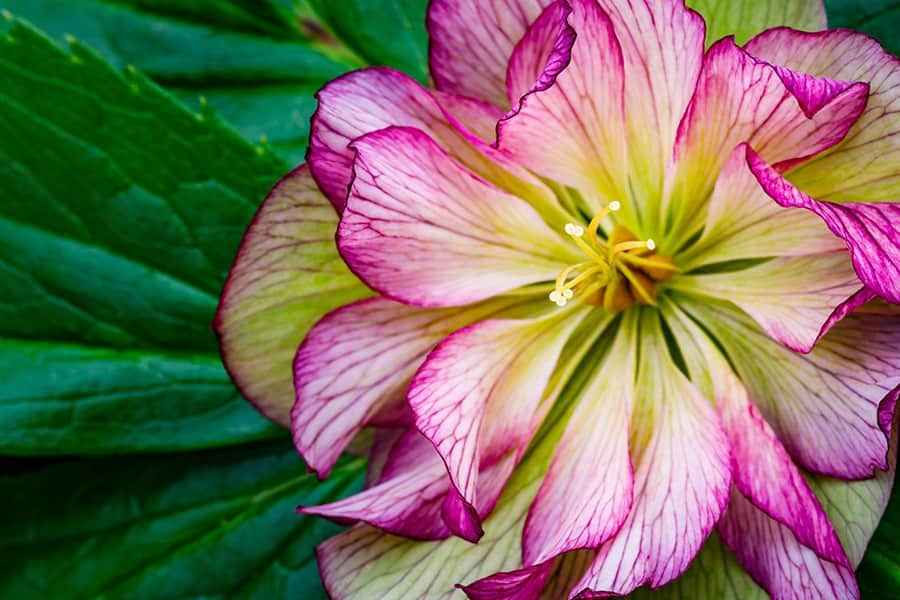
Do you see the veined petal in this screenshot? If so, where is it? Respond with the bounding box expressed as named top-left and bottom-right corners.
top-left (409, 310), bottom-right (587, 540)
top-left (747, 149), bottom-right (900, 304)
top-left (292, 296), bottom-right (506, 478)
top-left (685, 0), bottom-right (826, 46)
top-left (630, 532), bottom-right (765, 599)
top-left (299, 430), bottom-right (451, 539)
top-left (523, 321), bottom-right (636, 566)
top-left (717, 489), bottom-right (858, 600)
top-left (498, 0), bottom-right (628, 207)
top-left (667, 38), bottom-right (867, 236)
top-left (338, 126), bottom-right (579, 307)
top-left (596, 0), bottom-right (706, 217)
top-left (573, 311), bottom-right (731, 596)
top-left (673, 251), bottom-right (863, 353)
top-left (810, 410), bottom-right (898, 567)
top-left (680, 143), bottom-right (845, 269)
top-left (428, 0), bottom-right (552, 107)
top-left (746, 28), bottom-right (900, 204)
top-left (309, 67), bottom-right (499, 210)
top-left (677, 296), bottom-right (900, 479)
top-left (213, 165), bottom-right (368, 426)
top-left (462, 562), bottom-right (554, 600)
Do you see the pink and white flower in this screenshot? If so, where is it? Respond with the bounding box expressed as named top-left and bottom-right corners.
top-left (215, 0), bottom-right (900, 597)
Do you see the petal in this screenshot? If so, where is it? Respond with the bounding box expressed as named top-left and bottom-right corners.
top-left (409, 310), bottom-right (587, 540)
top-left (679, 144), bottom-right (846, 269)
top-left (673, 251), bottom-right (863, 353)
top-left (747, 148), bottom-right (900, 304)
top-left (686, 0), bottom-right (826, 46)
top-left (308, 67), bottom-right (498, 211)
top-left (677, 297), bottom-right (900, 479)
top-left (338, 126), bottom-right (579, 307)
top-left (746, 28), bottom-right (900, 204)
top-left (213, 165), bottom-right (368, 426)
top-left (596, 0), bottom-right (706, 210)
top-left (427, 0), bottom-right (552, 107)
top-left (810, 409), bottom-right (898, 567)
top-left (711, 356), bottom-right (847, 566)
top-left (630, 532), bottom-right (765, 599)
top-left (461, 562), bottom-right (554, 600)
top-left (668, 38), bottom-right (867, 234)
top-left (717, 489), bottom-right (858, 600)
top-left (523, 324), bottom-right (636, 566)
top-left (497, 0), bottom-right (628, 206)
top-left (299, 430), bottom-right (452, 539)
top-left (573, 313), bottom-right (732, 595)
top-left (292, 296), bottom-right (504, 477)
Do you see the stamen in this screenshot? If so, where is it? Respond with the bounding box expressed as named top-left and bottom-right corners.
top-left (611, 238), bottom-right (655, 257)
top-left (564, 223), bottom-right (585, 237)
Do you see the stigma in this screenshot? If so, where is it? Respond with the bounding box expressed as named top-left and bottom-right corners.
top-left (549, 203), bottom-right (678, 312)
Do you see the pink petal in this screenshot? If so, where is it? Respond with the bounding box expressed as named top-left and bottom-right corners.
top-left (497, 0), bottom-right (628, 206)
top-left (714, 364), bottom-right (848, 567)
top-left (308, 67), bottom-right (501, 210)
top-left (292, 296), bottom-right (494, 478)
top-left (338, 126), bottom-right (578, 307)
top-left (299, 430), bottom-right (452, 539)
top-left (670, 37), bottom-right (867, 224)
top-left (718, 489), bottom-right (858, 600)
top-left (409, 313), bottom-right (586, 540)
top-left (214, 165), bottom-right (367, 426)
top-left (681, 143), bottom-right (846, 269)
top-left (747, 148), bottom-right (900, 304)
top-left (746, 28), bottom-right (900, 204)
top-left (682, 299), bottom-right (900, 479)
top-left (460, 562), bottom-right (554, 600)
top-left (597, 0), bottom-right (706, 204)
top-left (573, 325), bottom-right (732, 595)
top-left (428, 0), bottom-right (552, 107)
top-left (523, 330), bottom-right (635, 566)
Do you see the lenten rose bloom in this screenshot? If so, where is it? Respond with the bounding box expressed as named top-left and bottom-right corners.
top-left (214, 0), bottom-right (900, 597)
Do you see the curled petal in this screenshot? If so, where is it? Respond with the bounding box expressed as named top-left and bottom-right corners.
top-left (428, 0), bottom-right (552, 107)
top-left (338, 126), bottom-right (579, 307)
top-left (747, 148), bottom-right (900, 304)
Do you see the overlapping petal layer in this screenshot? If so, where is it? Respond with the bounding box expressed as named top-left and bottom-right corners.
top-left (338, 126), bottom-right (579, 307)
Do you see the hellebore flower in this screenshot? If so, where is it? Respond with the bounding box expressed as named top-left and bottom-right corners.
top-left (215, 0), bottom-right (900, 598)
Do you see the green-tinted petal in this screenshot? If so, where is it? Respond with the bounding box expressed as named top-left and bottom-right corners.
top-left (686, 0), bottom-right (826, 46)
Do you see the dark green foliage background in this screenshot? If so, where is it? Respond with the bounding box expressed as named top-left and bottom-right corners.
top-left (0, 1), bottom-right (895, 597)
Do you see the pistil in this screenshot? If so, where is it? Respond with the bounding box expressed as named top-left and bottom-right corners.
top-left (549, 204), bottom-right (679, 311)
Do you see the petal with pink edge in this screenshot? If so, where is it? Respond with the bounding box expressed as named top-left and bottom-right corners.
top-left (308, 67), bottom-right (502, 210)
top-left (338, 126), bottom-right (579, 307)
top-left (717, 489), bottom-right (858, 600)
top-left (680, 143), bottom-right (845, 269)
top-left (595, 0), bottom-right (706, 208)
top-left (686, 0), bottom-right (826, 46)
top-left (746, 28), bottom-right (900, 204)
top-left (673, 251), bottom-right (863, 353)
top-left (523, 322), bottom-right (636, 566)
top-left (292, 296), bottom-right (507, 478)
top-left (573, 312), bottom-right (731, 596)
top-left (498, 0), bottom-right (628, 206)
top-left (213, 165), bottom-right (368, 426)
top-left (747, 148), bottom-right (900, 304)
top-left (668, 38), bottom-right (867, 234)
top-left (409, 309), bottom-right (587, 540)
top-left (677, 296), bottom-right (900, 479)
top-left (428, 0), bottom-right (552, 107)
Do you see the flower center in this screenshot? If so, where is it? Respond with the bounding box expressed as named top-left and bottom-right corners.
top-left (549, 202), bottom-right (679, 312)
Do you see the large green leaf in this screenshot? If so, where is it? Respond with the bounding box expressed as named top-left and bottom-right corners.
top-left (826, 0), bottom-right (900, 55)
top-left (858, 469), bottom-right (900, 598)
top-left (0, 15), bottom-right (294, 453)
top-left (0, 441), bottom-right (364, 599)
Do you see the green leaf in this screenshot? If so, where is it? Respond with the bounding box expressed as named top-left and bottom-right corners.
top-left (0, 15), bottom-right (291, 452)
top-left (301, 0), bottom-right (430, 82)
top-left (858, 475), bottom-right (900, 598)
top-left (0, 441), bottom-right (365, 599)
top-left (825, 0), bottom-right (900, 55)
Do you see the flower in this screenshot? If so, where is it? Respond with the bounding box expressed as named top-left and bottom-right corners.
top-left (214, 0), bottom-right (900, 598)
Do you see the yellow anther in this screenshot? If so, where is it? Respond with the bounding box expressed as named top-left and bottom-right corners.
top-left (611, 238), bottom-right (655, 257)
